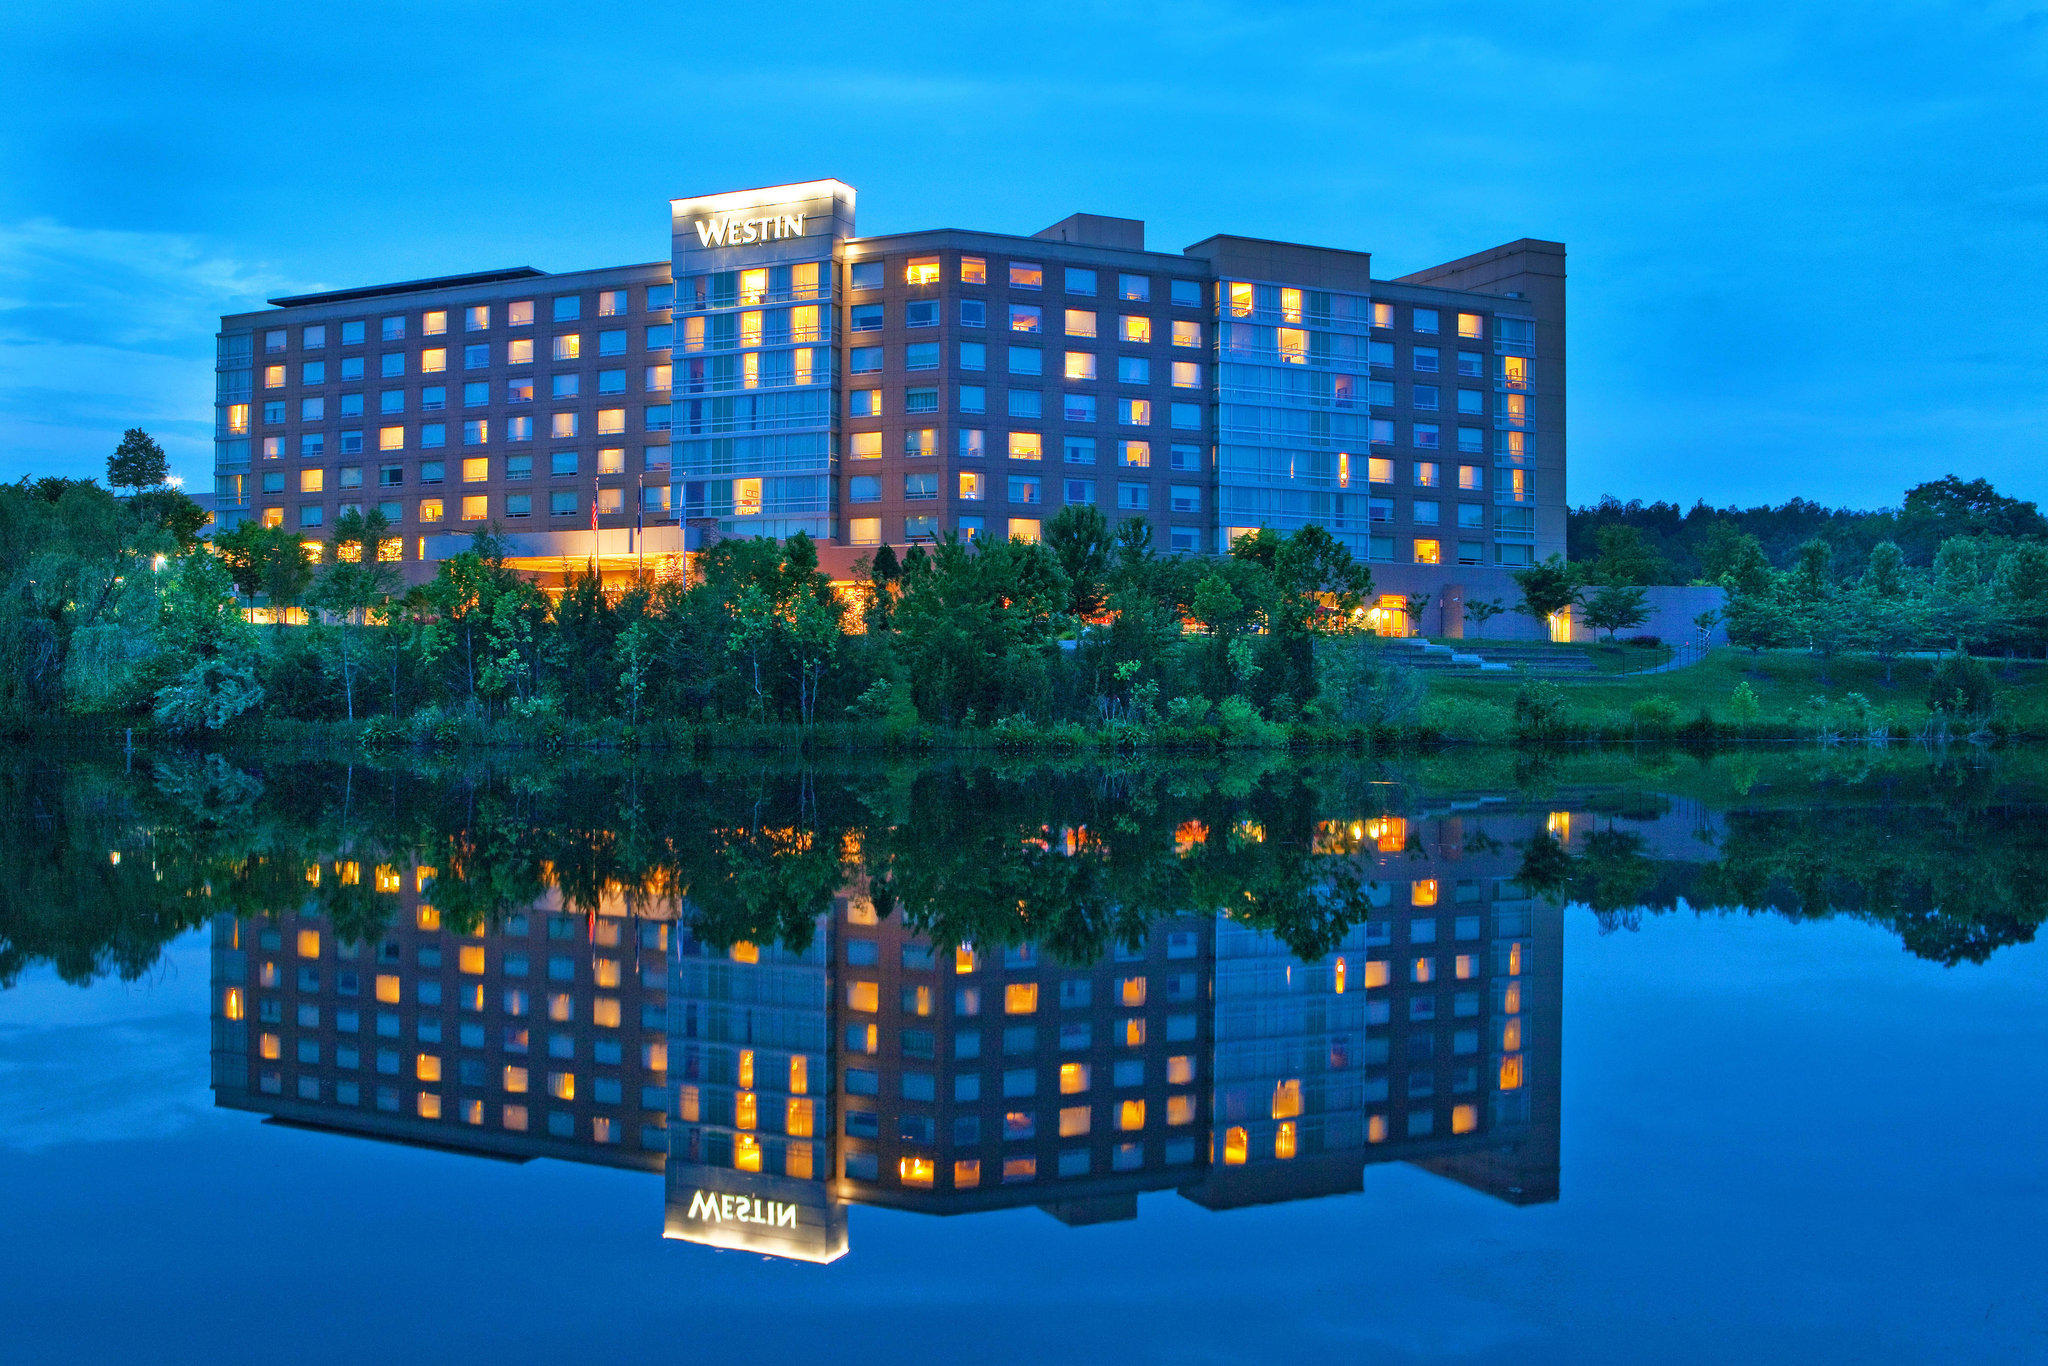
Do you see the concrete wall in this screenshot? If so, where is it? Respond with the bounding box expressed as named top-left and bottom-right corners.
top-left (1567, 585), bottom-right (1727, 647)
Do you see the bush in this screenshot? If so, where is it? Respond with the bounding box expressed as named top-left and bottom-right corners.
top-left (1512, 680), bottom-right (1568, 740)
top-left (1623, 635), bottom-right (1662, 649)
top-left (1629, 694), bottom-right (1683, 732)
top-left (1729, 681), bottom-right (1761, 725)
top-left (1929, 652), bottom-right (1994, 720)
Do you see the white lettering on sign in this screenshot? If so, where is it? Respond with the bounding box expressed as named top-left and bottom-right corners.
top-left (685, 1189), bottom-right (800, 1229)
top-left (692, 213), bottom-right (807, 248)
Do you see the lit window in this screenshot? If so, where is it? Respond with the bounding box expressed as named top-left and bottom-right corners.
top-left (905, 256), bottom-right (941, 286)
top-left (1008, 518), bottom-right (1040, 543)
top-left (416, 1053), bottom-right (441, 1082)
top-left (1166, 1094), bottom-right (1195, 1125)
top-left (1364, 960), bottom-right (1390, 988)
top-left (1060, 1062), bottom-right (1090, 1094)
top-left (1059, 1106), bottom-right (1091, 1137)
top-left (375, 975), bottom-right (401, 1004)
top-left (1010, 262), bottom-right (1043, 289)
top-left (1119, 976), bottom-right (1146, 1007)
top-left (848, 980), bottom-right (879, 1012)
top-left (1120, 315), bottom-right (1151, 343)
top-left (1272, 1078), bottom-right (1302, 1119)
top-left (1275, 1120), bottom-right (1297, 1159)
top-left (960, 256), bottom-right (987, 285)
top-left (1223, 1126), bottom-right (1248, 1163)
top-left (1005, 983), bottom-right (1038, 1014)
top-left (1118, 1099), bottom-right (1145, 1131)
top-left (1413, 538), bottom-right (1442, 565)
top-left (1009, 432), bottom-right (1042, 460)
top-left (503, 1066), bottom-right (529, 1093)
top-left (1064, 351), bottom-right (1096, 380)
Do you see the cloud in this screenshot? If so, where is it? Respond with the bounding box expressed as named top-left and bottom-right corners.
top-left (0, 219), bottom-right (302, 486)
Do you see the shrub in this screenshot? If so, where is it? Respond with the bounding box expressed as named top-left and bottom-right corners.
top-left (1629, 694), bottom-right (1683, 732)
top-left (1728, 681), bottom-right (1761, 725)
top-left (1623, 635), bottom-right (1662, 649)
top-left (1512, 680), bottom-right (1568, 740)
top-left (1929, 652), bottom-right (1994, 720)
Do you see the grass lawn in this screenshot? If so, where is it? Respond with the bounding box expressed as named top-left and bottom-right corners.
top-left (1425, 646), bottom-right (2048, 735)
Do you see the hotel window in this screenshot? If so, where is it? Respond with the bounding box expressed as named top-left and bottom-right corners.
top-left (1458, 388), bottom-right (1484, 415)
top-left (263, 364), bottom-right (284, 389)
top-left (1119, 398), bottom-right (1152, 426)
top-left (505, 493), bottom-right (531, 518)
top-left (958, 471), bottom-right (984, 501)
top-left (1413, 308), bottom-right (1440, 334)
top-left (1119, 315), bottom-right (1151, 344)
top-left (596, 407), bottom-right (625, 436)
top-left (1169, 484), bottom-right (1200, 514)
top-left (1415, 500), bottom-right (1440, 526)
top-left (597, 447), bottom-right (624, 474)
top-left (303, 324), bottom-right (327, 348)
top-left (299, 507), bottom-right (324, 529)
top-left (1171, 361), bottom-right (1201, 388)
top-left (1459, 464), bottom-right (1483, 490)
top-left (379, 389), bottom-right (405, 415)
top-left (545, 490), bottom-right (576, 517)
top-left (1119, 440), bottom-right (1149, 468)
top-left (1276, 327), bottom-right (1308, 364)
top-left (1064, 479), bottom-right (1095, 505)
top-left (550, 451), bottom-right (577, 476)
top-left (1457, 503), bottom-right (1484, 530)
top-left (1170, 402), bottom-right (1199, 430)
top-left (847, 260), bottom-right (884, 292)
top-left (508, 339), bottom-right (534, 364)
top-left (1117, 482), bottom-right (1148, 511)
top-left (552, 373), bottom-right (580, 399)
top-left (905, 387), bottom-right (938, 413)
top-left (905, 255), bottom-right (941, 286)
top-left (1414, 461), bottom-right (1439, 487)
top-left (340, 320), bottom-right (367, 345)
top-left (550, 413), bottom-right (577, 439)
top-left (1061, 266), bottom-right (1097, 296)
top-left (1458, 312), bottom-right (1484, 340)
top-left (954, 340), bottom-right (987, 372)
top-left (1009, 261), bottom-right (1043, 290)
top-left (1008, 390), bottom-right (1041, 418)
top-left (596, 487), bottom-right (623, 515)
top-left (1413, 384), bottom-right (1439, 411)
top-left (1009, 305), bottom-right (1042, 333)
top-left (551, 295), bottom-right (581, 323)
top-left (461, 495), bottom-right (487, 521)
top-left (1064, 350), bottom-right (1097, 380)
top-left (902, 299), bottom-right (939, 329)
top-left (597, 329), bottom-right (626, 356)
top-left (850, 389), bottom-right (881, 416)
top-left (1009, 476), bottom-right (1042, 506)
top-left (463, 305), bottom-right (489, 332)
top-left (1415, 424), bottom-right (1440, 449)
top-left (552, 335), bottom-right (580, 361)
top-left (1459, 427), bottom-right (1484, 453)
top-left (373, 426), bottom-right (401, 453)
top-left (1062, 309), bottom-right (1098, 339)
top-left (421, 386), bottom-right (445, 411)
top-left (1064, 435), bottom-right (1096, 464)
top-left (904, 427), bottom-right (937, 458)
top-left (340, 357), bottom-right (365, 382)
top-left (1009, 432), bottom-right (1042, 460)
top-left (906, 514), bottom-right (938, 540)
top-left (904, 472), bottom-right (937, 501)
top-left (1117, 356), bottom-right (1150, 384)
top-left (1413, 346), bottom-right (1439, 373)
top-left (906, 342), bottom-right (939, 371)
top-left (645, 363), bottom-right (672, 391)
top-left (849, 517), bottom-right (881, 546)
top-left (380, 317), bottom-right (405, 342)
top-left (380, 353), bottom-right (404, 378)
top-left (597, 368), bottom-right (626, 394)
top-left (1008, 517), bottom-right (1040, 542)
top-left (1458, 350), bottom-right (1485, 377)
top-left (957, 386), bottom-right (984, 414)
top-left (1065, 393), bottom-right (1096, 422)
top-left (461, 457), bottom-right (488, 483)
top-left (339, 430), bottom-right (365, 455)
top-left (850, 431), bottom-right (882, 461)
top-left (261, 507), bottom-right (282, 528)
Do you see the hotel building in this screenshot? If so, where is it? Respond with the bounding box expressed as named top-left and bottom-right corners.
top-left (210, 802), bottom-right (1565, 1262)
top-left (214, 181), bottom-right (1562, 630)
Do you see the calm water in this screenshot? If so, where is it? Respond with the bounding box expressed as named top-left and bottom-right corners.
top-left (2, 750), bottom-right (2045, 1363)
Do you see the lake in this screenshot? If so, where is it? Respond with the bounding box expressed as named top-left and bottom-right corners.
top-left (1, 748), bottom-right (2044, 1363)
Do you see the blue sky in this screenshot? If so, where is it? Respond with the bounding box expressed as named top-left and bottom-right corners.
top-left (2, 0), bottom-right (2044, 509)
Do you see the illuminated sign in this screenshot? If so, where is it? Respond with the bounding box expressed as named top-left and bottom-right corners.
top-left (682, 1188), bottom-right (800, 1229)
top-left (692, 212), bottom-right (807, 248)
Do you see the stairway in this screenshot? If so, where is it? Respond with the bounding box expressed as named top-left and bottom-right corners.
top-left (1378, 638), bottom-right (1596, 675)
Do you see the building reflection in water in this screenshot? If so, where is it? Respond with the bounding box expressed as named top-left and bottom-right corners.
top-left (211, 805), bottom-right (1572, 1263)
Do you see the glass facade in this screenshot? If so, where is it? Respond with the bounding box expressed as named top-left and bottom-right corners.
top-left (1214, 280), bottom-right (1376, 556)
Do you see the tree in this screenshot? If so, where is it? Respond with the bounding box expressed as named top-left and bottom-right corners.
top-left (1898, 475), bottom-right (2048, 562)
top-left (1464, 596), bottom-right (1507, 638)
top-left (213, 519), bottom-right (315, 628)
top-left (1581, 584), bottom-right (1649, 642)
top-left (1274, 524), bottom-right (1372, 634)
top-left (307, 508), bottom-right (400, 721)
top-left (1586, 524), bottom-right (1666, 587)
top-left (1511, 555), bottom-right (1582, 634)
top-left (1699, 522), bottom-right (1774, 595)
top-left (127, 488), bottom-right (210, 552)
top-left (1990, 541), bottom-right (2048, 658)
top-left (107, 429), bottom-right (168, 492)
top-left (1043, 503), bottom-right (1113, 619)
top-left (151, 552), bottom-right (262, 733)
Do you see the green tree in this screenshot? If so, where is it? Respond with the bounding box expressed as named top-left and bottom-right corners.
top-left (307, 508), bottom-right (400, 721)
top-left (1043, 503), bottom-right (1113, 619)
top-left (1990, 541), bottom-right (2048, 658)
top-left (1587, 523), bottom-right (1666, 587)
top-left (1581, 584), bottom-right (1649, 641)
top-left (213, 519), bottom-right (315, 627)
top-left (1463, 596), bottom-right (1507, 638)
top-left (152, 552), bottom-right (263, 733)
top-left (1511, 555), bottom-right (1582, 632)
top-left (107, 428), bottom-right (169, 492)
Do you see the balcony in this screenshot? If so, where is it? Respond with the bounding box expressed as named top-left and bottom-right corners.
top-left (1494, 488), bottom-right (1537, 507)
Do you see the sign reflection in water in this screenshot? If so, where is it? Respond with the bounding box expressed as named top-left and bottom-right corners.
top-left (206, 800), bottom-right (1668, 1262)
